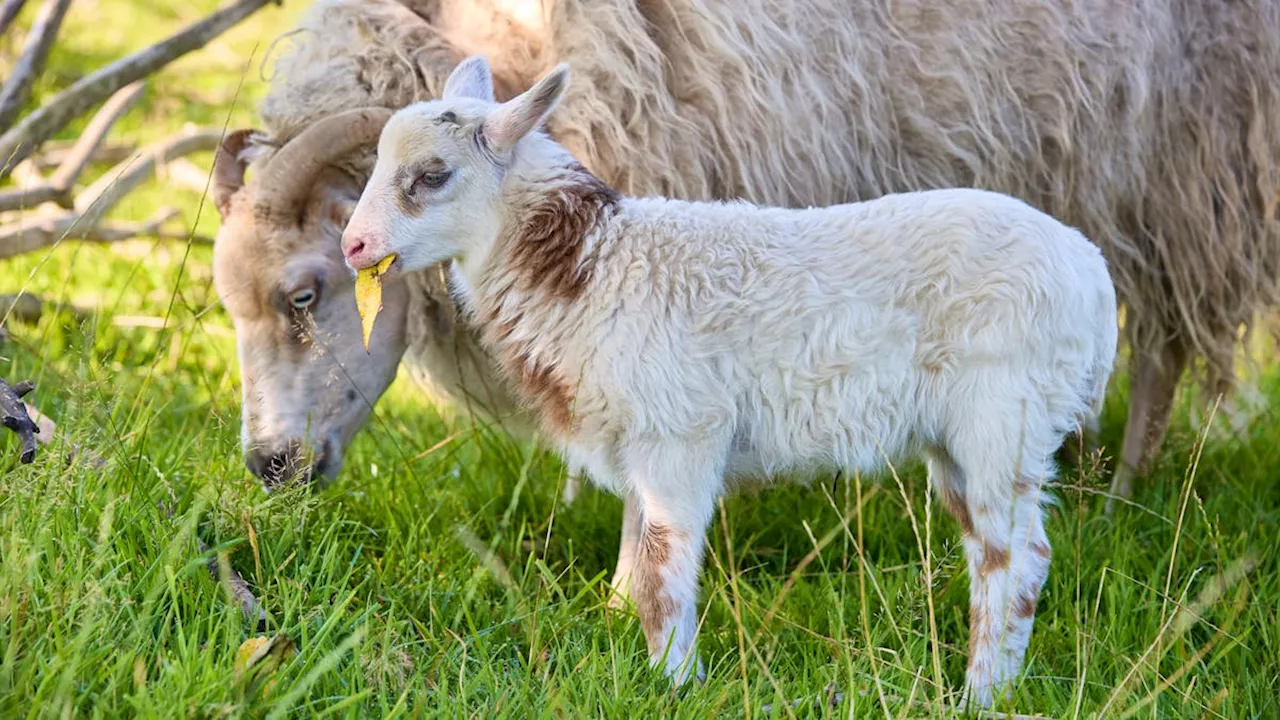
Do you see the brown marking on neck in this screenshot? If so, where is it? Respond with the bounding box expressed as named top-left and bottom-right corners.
top-left (506, 163), bottom-right (619, 301)
top-left (482, 314), bottom-right (576, 435)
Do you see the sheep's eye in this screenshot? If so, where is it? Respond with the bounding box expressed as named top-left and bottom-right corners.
top-left (289, 288), bottom-right (317, 310)
top-left (415, 170), bottom-right (452, 191)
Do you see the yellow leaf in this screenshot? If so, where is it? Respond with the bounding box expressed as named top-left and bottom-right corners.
top-left (355, 253), bottom-right (397, 352)
top-left (233, 634), bottom-right (296, 695)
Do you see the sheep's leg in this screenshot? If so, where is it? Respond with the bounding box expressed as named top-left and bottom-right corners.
top-left (1107, 338), bottom-right (1187, 513)
top-left (624, 438), bottom-right (725, 685)
top-left (606, 493), bottom-right (643, 609)
top-left (932, 439), bottom-right (1053, 708)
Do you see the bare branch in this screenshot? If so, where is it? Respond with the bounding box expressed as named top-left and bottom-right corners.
top-left (33, 140), bottom-right (136, 171)
top-left (19, 401), bottom-right (107, 469)
top-left (0, 292), bottom-right (41, 324)
top-left (75, 128), bottom-right (221, 220)
top-left (1, 378), bottom-right (39, 464)
top-left (0, 207), bottom-right (188, 259)
top-left (0, 82), bottom-right (145, 213)
top-left (0, 0), bottom-right (73, 131)
top-left (161, 157), bottom-right (217, 194)
top-left (0, 0), bottom-right (29, 37)
top-left (0, 0), bottom-right (277, 177)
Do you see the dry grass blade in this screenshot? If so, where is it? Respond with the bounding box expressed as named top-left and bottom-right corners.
top-left (0, 0), bottom-right (72, 130)
top-left (1113, 551), bottom-right (1257, 720)
top-left (0, 0), bottom-right (275, 177)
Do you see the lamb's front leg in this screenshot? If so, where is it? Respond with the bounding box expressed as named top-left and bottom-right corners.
top-left (624, 439), bottom-right (726, 685)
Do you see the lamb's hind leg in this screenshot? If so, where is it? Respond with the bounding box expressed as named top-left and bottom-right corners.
top-left (606, 493), bottom-right (643, 610)
top-left (931, 446), bottom-right (1053, 708)
top-left (623, 436), bottom-right (727, 685)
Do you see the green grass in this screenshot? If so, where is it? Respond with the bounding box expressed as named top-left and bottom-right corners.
top-left (2, 2), bottom-right (1279, 717)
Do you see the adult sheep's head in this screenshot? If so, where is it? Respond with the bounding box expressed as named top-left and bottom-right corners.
top-left (212, 109), bottom-right (408, 490)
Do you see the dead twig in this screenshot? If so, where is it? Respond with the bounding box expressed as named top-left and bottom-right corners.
top-left (205, 538), bottom-right (268, 630)
top-left (0, 82), bottom-right (145, 212)
top-left (0, 292), bottom-right (41, 324)
top-left (17, 401), bottom-right (106, 469)
top-left (0, 0), bottom-right (277, 177)
top-left (31, 140), bottom-right (137, 171)
top-left (0, 0), bottom-right (29, 38)
top-left (75, 128), bottom-right (222, 222)
top-left (0, 0), bottom-right (72, 130)
top-left (0, 378), bottom-right (39, 463)
top-left (159, 500), bottom-right (268, 630)
top-left (0, 127), bottom-right (223, 259)
top-left (0, 207), bottom-right (193, 259)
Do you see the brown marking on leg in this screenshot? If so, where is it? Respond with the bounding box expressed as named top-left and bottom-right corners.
top-left (1030, 541), bottom-right (1052, 561)
top-left (632, 522), bottom-right (678, 648)
top-left (940, 483), bottom-right (973, 535)
top-left (967, 600), bottom-right (990, 670)
top-left (1014, 477), bottom-right (1037, 495)
top-left (1012, 587), bottom-right (1040, 620)
top-left (979, 543), bottom-right (1011, 576)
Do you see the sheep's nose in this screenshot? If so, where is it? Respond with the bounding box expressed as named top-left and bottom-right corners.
top-left (245, 440), bottom-right (324, 489)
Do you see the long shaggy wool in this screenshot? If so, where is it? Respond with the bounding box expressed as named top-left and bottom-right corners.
top-left (255, 0), bottom-right (1280, 399)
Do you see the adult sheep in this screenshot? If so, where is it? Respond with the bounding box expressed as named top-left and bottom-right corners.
top-left (211, 0), bottom-right (1279, 519)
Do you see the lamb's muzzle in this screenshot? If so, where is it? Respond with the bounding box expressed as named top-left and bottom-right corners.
top-left (351, 57), bottom-right (1120, 707)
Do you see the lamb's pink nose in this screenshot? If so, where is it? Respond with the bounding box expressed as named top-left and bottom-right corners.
top-left (342, 233), bottom-right (378, 270)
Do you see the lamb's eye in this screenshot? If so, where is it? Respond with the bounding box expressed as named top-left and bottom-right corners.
top-left (289, 288), bottom-right (317, 309)
top-left (415, 170), bottom-right (452, 190)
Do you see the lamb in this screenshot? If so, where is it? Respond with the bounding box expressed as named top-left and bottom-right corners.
top-left (338, 57), bottom-right (1120, 707)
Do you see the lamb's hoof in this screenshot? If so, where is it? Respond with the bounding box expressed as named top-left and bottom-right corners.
top-left (960, 675), bottom-right (1013, 712)
top-left (662, 654), bottom-right (705, 688)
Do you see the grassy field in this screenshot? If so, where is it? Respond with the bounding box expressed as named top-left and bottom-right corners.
top-left (2, 2), bottom-right (1279, 717)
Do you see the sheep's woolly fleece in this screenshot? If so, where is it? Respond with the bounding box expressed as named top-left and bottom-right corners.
top-left (254, 0), bottom-right (1280, 399)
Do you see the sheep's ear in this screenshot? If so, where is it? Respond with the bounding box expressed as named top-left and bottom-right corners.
top-left (482, 63), bottom-right (570, 154)
top-left (442, 55), bottom-right (494, 102)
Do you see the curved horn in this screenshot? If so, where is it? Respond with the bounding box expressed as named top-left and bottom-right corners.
top-left (253, 107), bottom-right (394, 226)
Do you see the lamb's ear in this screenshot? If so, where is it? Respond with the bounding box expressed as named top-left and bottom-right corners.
top-left (442, 55), bottom-right (494, 102)
top-left (481, 63), bottom-right (570, 154)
